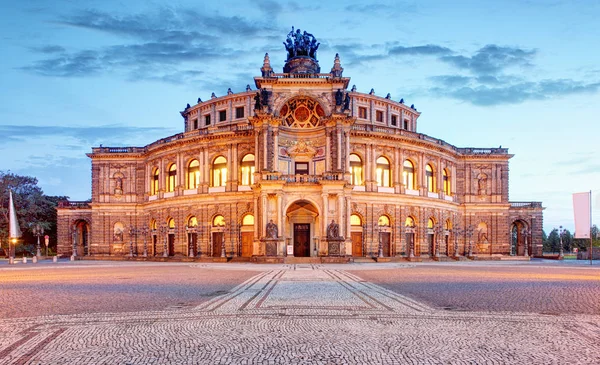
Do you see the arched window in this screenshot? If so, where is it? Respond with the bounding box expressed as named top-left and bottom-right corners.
top-left (242, 214), bottom-right (254, 226)
top-left (168, 218), bottom-right (176, 229)
top-left (240, 154), bottom-right (255, 186)
top-left (376, 157), bottom-right (391, 187)
top-left (150, 219), bottom-right (157, 231)
top-left (212, 215), bottom-right (225, 227)
top-left (443, 168), bottom-right (451, 195)
top-left (405, 216), bottom-right (415, 227)
top-left (187, 160), bottom-right (200, 189)
top-left (349, 154), bottom-right (363, 185)
top-left (167, 164), bottom-right (177, 192)
top-left (427, 218), bottom-right (435, 229)
top-left (444, 219), bottom-right (452, 230)
top-left (151, 168), bottom-right (159, 195)
top-left (351, 214), bottom-right (362, 226)
top-left (212, 156), bottom-right (227, 187)
top-left (403, 160), bottom-right (415, 190)
top-left (426, 164), bottom-right (435, 193)
top-left (188, 216), bottom-right (198, 227)
top-left (378, 215), bottom-right (390, 227)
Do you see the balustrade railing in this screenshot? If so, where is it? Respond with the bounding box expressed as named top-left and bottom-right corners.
top-left (58, 201), bottom-right (91, 209)
top-left (510, 202), bottom-right (542, 208)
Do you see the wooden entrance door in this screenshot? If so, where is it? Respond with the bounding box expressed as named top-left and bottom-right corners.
top-left (293, 224), bottom-right (310, 257)
top-left (352, 232), bottom-right (363, 257)
top-left (381, 232), bottom-right (390, 257)
top-left (212, 232), bottom-right (223, 257)
top-left (189, 233), bottom-right (197, 256)
top-left (168, 234), bottom-right (175, 256)
top-left (241, 232), bottom-right (253, 257)
top-left (152, 235), bottom-right (157, 256)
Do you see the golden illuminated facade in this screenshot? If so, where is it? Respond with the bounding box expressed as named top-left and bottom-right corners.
top-left (57, 31), bottom-right (543, 261)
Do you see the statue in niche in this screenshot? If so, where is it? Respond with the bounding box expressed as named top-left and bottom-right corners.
top-left (254, 92), bottom-right (261, 110)
top-left (477, 173), bottom-right (488, 195)
top-left (327, 219), bottom-right (340, 239)
top-left (115, 177), bottom-right (123, 192)
top-left (335, 89), bottom-right (343, 106)
top-left (343, 93), bottom-right (350, 110)
top-left (266, 219), bottom-right (278, 238)
top-left (113, 228), bottom-right (123, 242)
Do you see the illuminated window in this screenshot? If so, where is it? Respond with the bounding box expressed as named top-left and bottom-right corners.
top-left (358, 107), bottom-right (367, 119)
top-left (151, 168), bottom-right (159, 195)
top-left (376, 157), bottom-right (391, 187)
top-left (167, 164), bottom-right (177, 192)
top-left (168, 218), bottom-right (175, 229)
top-left (428, 218), bottom-right (434, 229)
top-left (405, 216), bottom-right (415, 227)
top-left (426, 164), bottom-right (435, 193)
top-left (188, 216), bottom-right (198, 227)
top-left (187, 160), bottom-right (200, 189)
top-left (150, 219), bottom-right (157, 231)
top-left (240, 154), bottom-right (255, 185)
top-left (403, 160), bottom-right (415, 190)
top-left (378, 215), bottom-right (390, 227)
top-left (445, 219), bottom-right (452, 230)
top-left (212, 156), bottom-right (227, 187)
top-left (443, 168), bottom-right (451, 195)
top-left (351, 214), bottom-right (362, 226)
top-left (349, 154), bottom-right (363, 185)
top-left (242, 214), bottom-right (254, 226)
top-left (212, 215), bottom-right (225, 227)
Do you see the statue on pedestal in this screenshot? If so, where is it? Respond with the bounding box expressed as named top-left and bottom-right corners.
top-left (327, 219), bottom-right (340, 239)
top-left (266, 219), bottom-right (278, 238)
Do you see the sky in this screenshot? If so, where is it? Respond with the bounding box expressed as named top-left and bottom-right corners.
top-left (0, 0), bottom-right (599, 234)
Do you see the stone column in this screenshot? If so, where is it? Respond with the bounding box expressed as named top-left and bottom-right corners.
top-left (325, 128), bottom-right (331, 171)
top-left (337, 126), bottom-right (342, 170)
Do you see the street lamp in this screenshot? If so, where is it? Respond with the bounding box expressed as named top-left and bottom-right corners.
top-left (159, 224), bottom-right (168, 257)
top-left (128, 225), bottom-right (137, 257)
top-left (521, 226), bottom-right (531, 257)
top-left (186, 223), bottom-right (197, 257)
top-left (465, 225), bottom-right (474, 257)
top-left (32, 223), bottom-right (44, 258)
top-left (433, 224), bottom-right (443, 258)
top-left (377, 224), bottom-right (384, 258)
top-left (453, 226), bottom-right (463, 258)
top-left (558, 226), bottom-right (564, 259)
top-left (139, 226), bottom-right (149, 257)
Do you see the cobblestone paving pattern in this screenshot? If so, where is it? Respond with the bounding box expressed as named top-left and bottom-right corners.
top-left (0, 261), bottom-right (598, 364)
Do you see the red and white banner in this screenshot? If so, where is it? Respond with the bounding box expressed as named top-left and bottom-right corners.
top-left (572, 192), bottom-right (591, 239)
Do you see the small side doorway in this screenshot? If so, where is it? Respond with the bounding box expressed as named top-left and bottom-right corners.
top-left (241, 232), bottom-right (253, 257)
top-left (294, 224), bottom-right (310, 257)
top-left (212, 232), bottom-right (223, 257)
top-left (352, 232), bottom-right (363, 257)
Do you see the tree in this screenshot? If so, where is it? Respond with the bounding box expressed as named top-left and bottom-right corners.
top-left (544, 228), bottom-right (559, 252)
top-left (0, 171), bottom-right (68, 256)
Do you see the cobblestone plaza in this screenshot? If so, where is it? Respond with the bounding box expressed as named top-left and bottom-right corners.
top-left (1, 260), bottom-right (599, 364)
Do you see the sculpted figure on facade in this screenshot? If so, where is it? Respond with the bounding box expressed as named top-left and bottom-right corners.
top-left (327, 219), bottom-right (340, 239)
top-left (266, 219), bottom-right (278, 238)
top-left (477, 173), bottom-right (488, 195)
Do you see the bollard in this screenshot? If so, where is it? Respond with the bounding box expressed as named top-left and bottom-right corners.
top-left (53, 256), bottom-right (58, 263)
top-left (23, 257), bottom-right (27, 264)
top-left (70, 255), bottom-right (75, 261)
top-left (32, 256), bottom-right (38, 264)
top-left (9, 257), bottom-right (14, 265)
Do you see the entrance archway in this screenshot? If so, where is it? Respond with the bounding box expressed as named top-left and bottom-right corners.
top-left (511, 220), bottom-right (529, 256)
top-left (285, 200), bottom-right (319, 257)
top-left (73, 219), bottom-right (90, 256)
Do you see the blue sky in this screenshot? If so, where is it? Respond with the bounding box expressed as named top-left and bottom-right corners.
top-left (1, 0), bottom-right (599, 233)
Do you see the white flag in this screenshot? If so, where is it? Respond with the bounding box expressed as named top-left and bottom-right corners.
top-left (572, 192), bottom-right (591, 239)
top-left (9, 190), bottom-right (22, 239)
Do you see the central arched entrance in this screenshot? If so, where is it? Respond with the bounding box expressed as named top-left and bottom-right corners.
top-left (285, 200), bottom-right (319, 257)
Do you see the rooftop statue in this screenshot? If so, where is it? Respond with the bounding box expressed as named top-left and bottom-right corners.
top-left (283, 27), bottom-right (320, 60)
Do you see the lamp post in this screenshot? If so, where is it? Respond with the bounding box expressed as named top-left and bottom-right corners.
top-left (32, 223), bottom-right (44, 258)
top-left (128, 225), bottom-right (137, 257)
top-left (558, 226), bottom-right (565, 259)
top-left (140, 226), bottom-right (149, 257)
top-left (219, 222), bottom-right (226, 258)
top-left (453, 226), bottom-right (462, 258)
top-left (433, 224), bottom-right (443, 258)
top-left (521, 227), bottom-right (531, 257)
top-left (71, 227), bottom-right (77, 258)
top-left (377, 224), bottom-right (383, 258)
top-left (159, 224), bottom-right (168, 257)
top-left (466, 225), bottom-right (474, 258)
top-left (186, 224), bottom-right (197, 258)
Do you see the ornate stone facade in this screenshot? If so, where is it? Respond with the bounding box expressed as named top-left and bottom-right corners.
top-left (57, 30), bottom-right (543, 261)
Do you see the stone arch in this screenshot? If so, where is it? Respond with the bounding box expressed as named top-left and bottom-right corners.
top-left (274, 93), bottom-right (332, 119)
top-left (70, 218), bottom-right (91, 256)
top-left (510, 219), bottom-right (530, 256)
top-left (285, 199), bottom-right (321, 257)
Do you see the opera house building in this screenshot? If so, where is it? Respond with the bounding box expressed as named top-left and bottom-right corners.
top-left (57, 30), bottom-right (543, 262)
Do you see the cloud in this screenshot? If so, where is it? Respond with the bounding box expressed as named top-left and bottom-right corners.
top-left (31, 45), bottom-right (66, 54)
top-left (389, 44), bottom-right (452, 56)
top-left (255, 0), bottom-right (284, 18)
top-left (440, 45), bottom-right (536, 75)
top-left (0, 125), bottom-right (175, 146)
top-left (429, 75), bottom-right (600, 106)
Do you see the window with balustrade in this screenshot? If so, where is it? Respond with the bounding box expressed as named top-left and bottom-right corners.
top-left (212, 156), bottom-right (227, 187)
top-left (240, 154), bottom-right (255, 185)
top-left (167, 164), bottom-right (177, 192)
top-left (426, 164), bottom-right (435, 193)
top-left (151, 168), bottom-right (159, 195)
top-left (403, 160), bottom-right (415, 190)
top-left (187, 160), bottom-right (200, 189)
top-left (443, 168), bottom-right (451, 195)
top-left (376, 157), bottom-right (391, 187)
top-left (349, 154), bottom-right (363, 185)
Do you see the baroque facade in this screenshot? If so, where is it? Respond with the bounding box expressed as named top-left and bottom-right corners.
top-left (57, 30), bottom-right (543, 261)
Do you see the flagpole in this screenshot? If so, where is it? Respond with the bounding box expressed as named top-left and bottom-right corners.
top-left (590, 190), bottom-right (593, 266)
